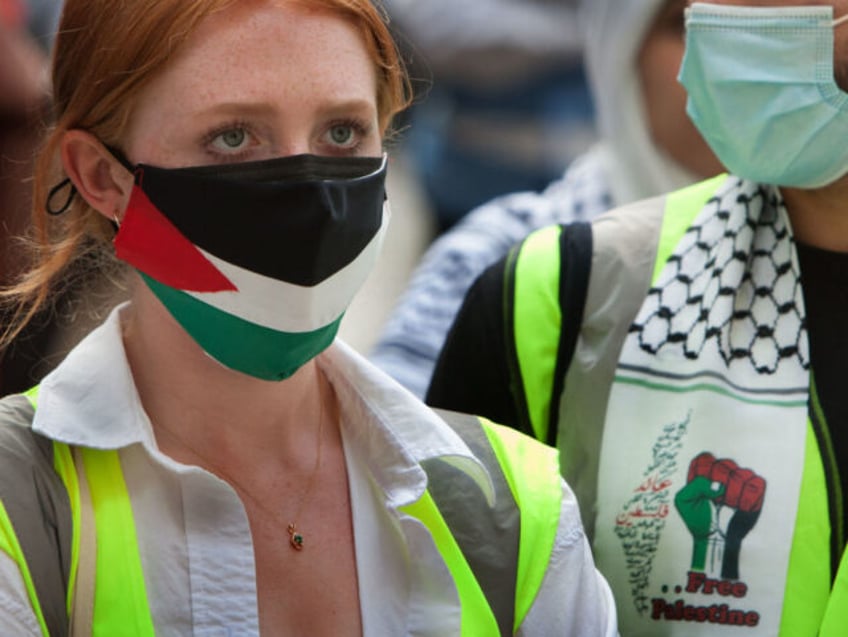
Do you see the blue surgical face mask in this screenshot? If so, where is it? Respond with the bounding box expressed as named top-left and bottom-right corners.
top-left (679, 3), bottom-right (848, 188)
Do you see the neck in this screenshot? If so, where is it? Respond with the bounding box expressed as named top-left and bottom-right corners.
top-left (783, 176), bottom-right (848, 252)
top-left (121, 280), bottom-right (328, 472)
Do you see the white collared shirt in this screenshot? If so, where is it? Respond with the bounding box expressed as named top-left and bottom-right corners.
top-left (0, 306), bottom-right (617, 636)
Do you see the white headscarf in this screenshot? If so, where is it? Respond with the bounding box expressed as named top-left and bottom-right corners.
top-left (581, 0), bottom-right (700, 205)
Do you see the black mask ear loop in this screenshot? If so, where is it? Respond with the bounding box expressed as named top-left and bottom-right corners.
top-left (104, 145), bottom-right (135, 173)
top-left (45, 178), bottom-right (76, 216)
top-left (45, 145), bottom-right (137, 223)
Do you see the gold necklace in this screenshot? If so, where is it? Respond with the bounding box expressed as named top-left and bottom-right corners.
top-left (156, 377), bottom-right (328, 552)
top-left (285, 394), bottom-right (324, 551)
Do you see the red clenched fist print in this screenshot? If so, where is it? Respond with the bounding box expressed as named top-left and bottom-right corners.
top-left (688, 453), bottom-right (765, 513)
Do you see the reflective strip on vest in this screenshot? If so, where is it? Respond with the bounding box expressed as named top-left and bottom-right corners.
top-left (480, 418), bottom-right (561, 629)
top-left (653, 174), bottom-right (728, 286)
top-left (9, 389), bottom-right (155, 636)
top-left (1, 390), bottom-right (51, 637)
top-left (79, 447), bottom-right (155, 636)
top-left (0, 391), bottom-right (72, 637)
top-left (0, 498), bottom-right (51, 636)
top-left (26, 386), bottom-right (83, 623)
top-left (778, 422), bottom-right (832, 634)
top-left (0, 394), bottom-right (562, 636)
top-left (52, 442), bottom-right (80, 618)
top-left (402, 491), bottom-right (501, 636)
top-left (820, 551), bottom-right (848, 634)
top-left (779, 374), bottom-right (847, 635)
top-left (513, 225), bottom-right (563, 443)
top-left (404, 411), bottom-right (562, 636)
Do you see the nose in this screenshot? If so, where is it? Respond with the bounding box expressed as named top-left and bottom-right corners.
top-left (271, 123), bottom-right (317, 158)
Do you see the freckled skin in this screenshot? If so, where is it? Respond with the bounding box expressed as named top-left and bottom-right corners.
top-left (109, 3), bottom-right (383, 635)
top-left (638, 0), bottom-right (724, 179)
top-left (124, 2), bottom-right (382, 169)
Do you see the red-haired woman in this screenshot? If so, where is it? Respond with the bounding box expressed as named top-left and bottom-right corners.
top-left (0, 1), bottom-right (616, 635)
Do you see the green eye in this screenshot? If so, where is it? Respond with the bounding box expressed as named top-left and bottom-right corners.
top-left (221, 129), bottom-right (246, 148)
top-left (329, 125), bottom-right (353, 145)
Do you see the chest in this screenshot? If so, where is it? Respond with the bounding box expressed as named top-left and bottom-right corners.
top-left (120, 438), bottom-right (366, 635)
top-left (244, 458), bottom-right (362, 637)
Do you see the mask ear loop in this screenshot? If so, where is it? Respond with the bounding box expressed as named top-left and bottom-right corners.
top-left (46, 145), bottom-right (136, 220)
top-left (834, 13), bottom-right (848, 27)
top-left (45, 178), bottom-right (77, 216)
top-left (105, 145), bottom-right (135, 173)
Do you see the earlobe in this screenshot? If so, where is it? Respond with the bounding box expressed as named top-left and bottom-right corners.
top-left (60, 130), bottom-right (134, 221)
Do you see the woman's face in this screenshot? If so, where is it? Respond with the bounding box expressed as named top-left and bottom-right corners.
top-left (122, 1), bottom-right (382, 169)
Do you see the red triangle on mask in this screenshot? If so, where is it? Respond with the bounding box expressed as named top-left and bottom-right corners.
top-left (114, 185), bottom-right (238, 293)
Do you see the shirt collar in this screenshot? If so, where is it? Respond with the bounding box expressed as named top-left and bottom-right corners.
top-left (318, 340), bottom-right (494, 509)
top-left (33, 305), bottom-right (493, 508)
top-left (33, 304), bottom-right (155, 450)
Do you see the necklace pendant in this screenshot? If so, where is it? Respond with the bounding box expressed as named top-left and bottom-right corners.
top-left (288, 523), bottom-right (304, 551)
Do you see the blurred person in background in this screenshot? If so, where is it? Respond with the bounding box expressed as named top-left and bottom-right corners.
top-left (0, 0), bottom-right (49, 288)
top-left (371, 0), bottom-right (722, 399)
top-left (383, 0), bottom-right (596, 235)
top-left (0, 0), bottom-right (68, 395)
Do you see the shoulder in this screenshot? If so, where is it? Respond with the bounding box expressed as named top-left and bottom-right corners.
top-left (591, 193), bottom-right (667, 267)
top-left (434, 410), bottom-right (618, 635)
top-left (0, 394), bottom-right (50, 466)
top-left (0, 393), bottom-right (71, 637)
top-left (0, 390), bottom-right (70, 526)
top-left (435, 409), bottom-right (560, 488)
top-left (585, 195), bottom-right (667, 314)
top-left (0, 394), bottom-right (36, 426)
top-left (431, 410), bottom-right (563, 562)
top-left (586, 175), bottom-right (733, 321)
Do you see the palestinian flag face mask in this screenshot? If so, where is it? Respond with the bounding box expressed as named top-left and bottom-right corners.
top-left (112, 151), bottom-right (389, 381)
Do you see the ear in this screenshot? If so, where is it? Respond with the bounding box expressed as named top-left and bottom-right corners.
top-left (60, 130), bottom-right (134, 221)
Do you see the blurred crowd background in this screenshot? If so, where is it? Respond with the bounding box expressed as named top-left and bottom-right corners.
top-left (344, 0), bottom-right (596, 353)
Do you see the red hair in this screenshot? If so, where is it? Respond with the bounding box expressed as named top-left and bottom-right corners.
top-left (2, 0), bottom-right (410, 347)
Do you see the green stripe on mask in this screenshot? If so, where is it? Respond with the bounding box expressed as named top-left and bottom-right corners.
top-left (142, 274), bottom-right (343, 381)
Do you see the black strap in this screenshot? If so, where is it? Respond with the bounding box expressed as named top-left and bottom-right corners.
top-left (45, 178), bottom-right (77, 216)
top-left (427, 258), bottom-right (521, 429)
top-left (0, 394), bottom-right (71, 637)
top-left (502, 222), bottom-right (593, 446)
top-left (546, 222), bottom-right (593, 447)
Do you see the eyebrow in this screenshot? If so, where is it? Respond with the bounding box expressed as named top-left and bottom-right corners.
top-left (190, 101), bottom-right (278, 120)
top-left (191, 98), bottom-right (377, 120)
top-left (314, 98), bottom-right (378, 117)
